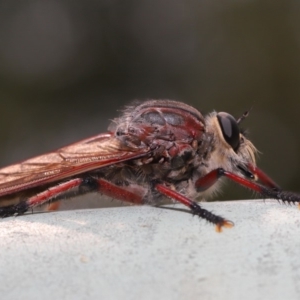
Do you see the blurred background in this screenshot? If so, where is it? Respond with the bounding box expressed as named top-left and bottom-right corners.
top-left (0, 0), bottom-right (299, 209)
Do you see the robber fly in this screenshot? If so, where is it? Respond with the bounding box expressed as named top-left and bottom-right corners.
top-left (0, 100), bottom-right (299, 231)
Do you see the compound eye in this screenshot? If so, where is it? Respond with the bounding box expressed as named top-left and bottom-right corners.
top-left (217, 112), bottom-right (240, 151)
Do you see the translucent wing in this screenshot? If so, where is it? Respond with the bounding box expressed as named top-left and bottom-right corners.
top-left (0, 133), bottom-right (150, 197)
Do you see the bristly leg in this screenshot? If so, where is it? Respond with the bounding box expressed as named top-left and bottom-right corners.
top-left (259, 187), bottom-right (300, 206)
top-left (196, 168), bottom-right (300, 207)
top-left (189, 202), bottom-right (234, 232)
top-left (0, 176), bottom-right (144, 218)
top-left (155, 183), bottom-right (233, 232)
top-left (221, 170), bottom-right (300, 206)
top-left (0, 201), bottom-right (28, 217)
top-left (0, 178), bottom-right (85, 218)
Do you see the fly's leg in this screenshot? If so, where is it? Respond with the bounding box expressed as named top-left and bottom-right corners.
top-left (30, 177), bottom-right (143, 207)
top-left (156, 167), bottom-right (300, 231)
top-left (247, 164), bottom-right (281, 190)
top-left (195, 168), bottom-right (300, 206)
top-left (0, 177), bottom-right (143, 217)
top-left (155, 183), bottom-right (233, 232)
top-left (94, 178), bottom-right (143, 204)
top-left (0, 201), bottom-right (29, 218)
top-left (0, 178), bottom-right (83, 217)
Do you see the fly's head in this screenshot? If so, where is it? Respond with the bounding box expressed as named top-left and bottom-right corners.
top-left (203, 111), bottom-right (257, 180)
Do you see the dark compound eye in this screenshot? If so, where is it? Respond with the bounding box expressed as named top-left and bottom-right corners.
top-left (217, 112), bottom-right (240, 151)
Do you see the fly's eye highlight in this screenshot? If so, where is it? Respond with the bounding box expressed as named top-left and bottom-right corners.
top-left (217, 112), bottom-right (240, 151)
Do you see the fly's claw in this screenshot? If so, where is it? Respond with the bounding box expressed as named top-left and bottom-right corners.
top-left (215, 220), bottom-right (234, 233)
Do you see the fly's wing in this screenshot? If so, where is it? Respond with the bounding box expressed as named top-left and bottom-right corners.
top-left (0, 133), bottom-right (150, 197)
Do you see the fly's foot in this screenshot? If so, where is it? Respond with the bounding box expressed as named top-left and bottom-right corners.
top-left (215, 220), bottom-right (234, 233)
top-left (0, 202), bottom-right (28, 218)
top-left (190, 202), bottom-right (234, 232)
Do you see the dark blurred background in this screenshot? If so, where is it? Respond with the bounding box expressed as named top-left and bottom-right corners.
top-left (0, 0), bottom-right (299, 208)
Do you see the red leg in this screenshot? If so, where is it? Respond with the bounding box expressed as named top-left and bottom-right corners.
top-left (195, 168), bottom-right (300, 206)
top-left (195, 169), bottom-right (223, 192)
top-left (48, 179), bottom-right (134, 211)
top-left (0, 177), bottom-right (144, 217)
top-left (27, 177), bottom-right (143, 208)
top-left (247, 164), bottom-right (281, 190)
top-left (27, 178), bottom-right (84, 207)
top-left (0, 178), bottom-right (84, 217)
top-left (195, 168), bottom-right (264, 193)
top-left (155, 183), bottom-right (233, 232)
top-left (95, 178), bottom-right (143, 205)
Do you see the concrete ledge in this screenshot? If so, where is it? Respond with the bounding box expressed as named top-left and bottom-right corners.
top-left (1, 200), bottom-right (300, 300)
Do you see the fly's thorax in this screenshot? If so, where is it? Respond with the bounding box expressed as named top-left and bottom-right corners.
top-left (198, 112), bottom-right (257, 177)
top-left (109, 100), bottom-right (205, 149)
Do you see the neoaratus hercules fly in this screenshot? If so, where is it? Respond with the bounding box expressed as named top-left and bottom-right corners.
top-left (0, 100), bottom-right (299, 231)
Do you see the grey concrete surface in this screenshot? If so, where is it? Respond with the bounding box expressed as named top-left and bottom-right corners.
top-left (1, 200), bottom-right (300, 300)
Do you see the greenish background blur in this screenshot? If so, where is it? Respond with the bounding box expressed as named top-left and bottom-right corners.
top-left (0, 1), bottom-right (299, 206)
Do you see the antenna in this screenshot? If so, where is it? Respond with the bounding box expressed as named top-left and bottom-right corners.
top-left (236, 106), bottom-right (253, 124)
